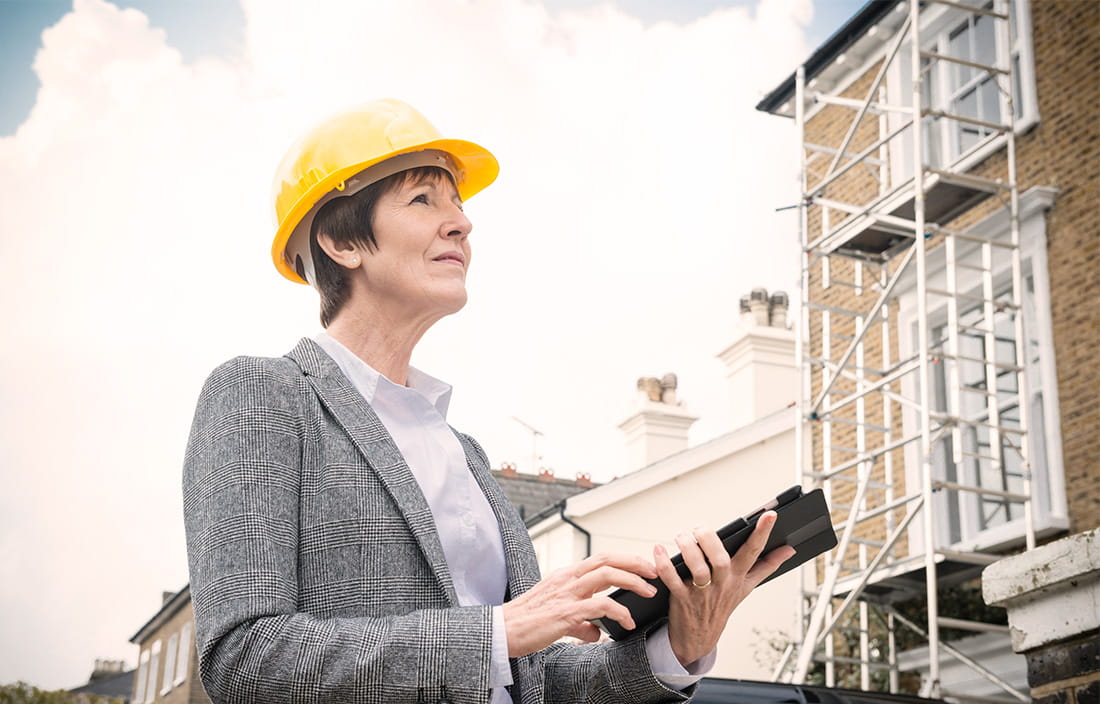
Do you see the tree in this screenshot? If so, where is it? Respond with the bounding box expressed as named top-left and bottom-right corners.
top-left (0, 683), bottom-right (125, 704)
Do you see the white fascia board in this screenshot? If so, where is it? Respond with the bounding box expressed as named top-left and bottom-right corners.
top-left (563, 407), bottom-right (798, 518)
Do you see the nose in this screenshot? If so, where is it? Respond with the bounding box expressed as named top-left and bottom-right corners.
top-left (442, 202), bottom-right (472, 239)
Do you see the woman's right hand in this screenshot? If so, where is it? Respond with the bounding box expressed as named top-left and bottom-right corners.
top-left (502, 553), bottom-right (659, 657)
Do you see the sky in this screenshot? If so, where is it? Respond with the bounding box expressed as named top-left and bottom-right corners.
top-left (0, 0), bottom-right (866, 690)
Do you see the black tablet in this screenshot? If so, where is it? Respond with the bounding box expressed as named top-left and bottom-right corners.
top-left (592, 485), bottom-right (837, 640)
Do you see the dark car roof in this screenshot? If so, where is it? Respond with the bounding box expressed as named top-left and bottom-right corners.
top-left (694, 678), bottom-right (944, 704)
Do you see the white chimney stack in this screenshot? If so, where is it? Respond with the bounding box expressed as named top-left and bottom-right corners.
top-left (717, 288), bottom-right (798, 429)
top-left (619, 373), bottom-right (698, 471)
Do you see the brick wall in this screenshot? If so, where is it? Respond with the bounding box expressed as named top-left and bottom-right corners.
top-left (805, 58), bottom-right (910, 561)
top-left (1026, 634), bottom-right (1100, 704)
top-left (1026, 0), bottom-right (1100, 535)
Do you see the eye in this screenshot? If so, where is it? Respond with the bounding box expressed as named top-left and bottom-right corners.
top-left (410, 193), bottom-right (429, 205)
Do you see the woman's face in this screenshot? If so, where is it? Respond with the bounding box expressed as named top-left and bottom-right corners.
top-left (359, 171), bottom-right (473, 321)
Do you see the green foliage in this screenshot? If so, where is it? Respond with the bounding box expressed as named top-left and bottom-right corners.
top-left (0, 682), bottom-right (125, 704)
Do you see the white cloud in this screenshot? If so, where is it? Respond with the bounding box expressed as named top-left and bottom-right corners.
top-left (0, 0), bottom-right (810, 687)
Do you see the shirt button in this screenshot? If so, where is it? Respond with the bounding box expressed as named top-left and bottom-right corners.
top-left (461, 512), bottom-right (475, 528)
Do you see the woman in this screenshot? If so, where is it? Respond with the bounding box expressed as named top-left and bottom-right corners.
top-left (182, 99), bottom-right (795, 704)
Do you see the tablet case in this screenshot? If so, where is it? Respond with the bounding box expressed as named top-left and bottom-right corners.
top-left (592, 485), bottom-right (837, 640)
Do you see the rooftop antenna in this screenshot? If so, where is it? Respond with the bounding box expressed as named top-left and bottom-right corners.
top-left (511, 416), bottom-right (544, 474)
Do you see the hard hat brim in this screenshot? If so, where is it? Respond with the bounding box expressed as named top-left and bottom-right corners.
top-left (272, 137), bottom-right (498, 285)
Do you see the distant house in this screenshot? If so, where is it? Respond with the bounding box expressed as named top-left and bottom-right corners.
top-left (527, 291), bottom-right (805, 680)
top-left (69, 659), bottom-right (134, 702)
top-left (128, 589), bottom-right (206, 704)
top-left (492, 463), bottom-right (597, 522)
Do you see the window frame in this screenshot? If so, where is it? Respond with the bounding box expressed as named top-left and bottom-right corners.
top-left (895, 186), bottom-right (1067, 553)
top-left (134, 649), bottom-right (150, 704)
top-left (173, 622), bottom-right (192, 686)
top-left (886, 0), bottom-right (1038, 182)
top-left (160, 632), bottom-right (179, 696)
top-left (145, 640), bottom-right (161, 704)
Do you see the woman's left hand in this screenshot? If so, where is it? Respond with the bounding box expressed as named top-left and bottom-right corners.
top-left (655, 511), bottom-right (797, 667)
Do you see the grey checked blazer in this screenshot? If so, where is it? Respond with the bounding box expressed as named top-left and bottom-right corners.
top-left (183, 339), bottom-right (693, 704)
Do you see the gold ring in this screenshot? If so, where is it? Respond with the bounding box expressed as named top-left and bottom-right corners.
top-left (692, 577), bottom-right (712, 589)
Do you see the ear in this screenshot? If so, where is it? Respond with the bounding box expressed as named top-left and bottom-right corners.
top-left (316, 232), bottom-right (362, 270)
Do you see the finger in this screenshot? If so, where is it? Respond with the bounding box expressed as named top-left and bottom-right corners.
top-left (581, 595), bottom-right (638, 631)
top-left (654, 543), bottom-right (690, 598)
top-left (746, 545), bottom-right (798, 587)
top-left (572, 565), bottom-right (658, 600)
top-left (692, 527), bottom-right (731, 578)
top-left (575, 552), bottom-right (657, 580)
top-left (567, 621), bottom-right (603, 643)
top-left (675, 531), bottom-right (711, 588)
top-left (731, 511), bottom-right (778, 573)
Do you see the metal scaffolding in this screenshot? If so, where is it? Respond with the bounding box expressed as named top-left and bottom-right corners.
top-left (776, 1), bottom-right (1036, 700)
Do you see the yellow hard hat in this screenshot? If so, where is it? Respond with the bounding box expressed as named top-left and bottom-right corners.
top-left (271, 99), bottom-right (499, 285)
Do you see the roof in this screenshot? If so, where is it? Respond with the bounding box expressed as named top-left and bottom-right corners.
top-left (491, 469), bottom-right (596, 522)
top-left (756, 0), bottom-right (899, 115)
top-left (130, 585), bottom-right (191, 644)
top-left (69, 668), bottom-right (135, 699)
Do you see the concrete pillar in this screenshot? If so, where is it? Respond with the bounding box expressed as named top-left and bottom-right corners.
top-left (716, 323), bottom-right (797, 430)
top-left (982, 528), bottom-right (1100, 704)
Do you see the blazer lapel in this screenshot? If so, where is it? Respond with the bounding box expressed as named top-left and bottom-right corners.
top-left (285, 338), bottom-right (459, 605)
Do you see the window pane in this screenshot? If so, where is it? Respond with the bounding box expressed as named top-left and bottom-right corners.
top-left (981, 79), bottom-right (1001, 125)
top-left (175, 623), bottom-right (192, 685)
top-left (161, 634), bottom-right (178, 694)
top-left (146, 642), bottom-right (160, 704)
top-left (956, 87), bottom-right (982, 152)
top-left (929, 267), bottom-right (1042, 541)
top-left (1014, 55), bottom-right (1023, 119)
top-left (974, 13), bottom-right (997, 70)
top-left (134, 651), bottom-right (149, 704)
top-left (949, 22), bottom-right (973, 86)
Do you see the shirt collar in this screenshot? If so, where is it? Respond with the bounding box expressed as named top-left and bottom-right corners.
top-left (314, 332), bottom-right (453, 418)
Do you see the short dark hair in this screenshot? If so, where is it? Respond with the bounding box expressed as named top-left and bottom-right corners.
top-left (310, 165), bottom-right (452, 327)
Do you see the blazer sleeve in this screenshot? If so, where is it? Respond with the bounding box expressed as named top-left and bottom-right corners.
top-left (182, 356), bottom-right (494, 704)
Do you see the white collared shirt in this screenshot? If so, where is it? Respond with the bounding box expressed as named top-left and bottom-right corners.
top-left (315, 333), bottom-right (711, 700)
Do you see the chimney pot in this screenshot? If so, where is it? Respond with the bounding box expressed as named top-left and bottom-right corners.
top-left (619, 372), bottom-right (698, 471)
top-left (637, 376), bottom-right (663, 402)
top-left (739, 295), bottom-right (754, 327)
top-left (659, 373), bottom-right (678, 405)
top-left (770, 291), bottom-right (789, 328)
top-left (748, 287), bottom-right (770, 326)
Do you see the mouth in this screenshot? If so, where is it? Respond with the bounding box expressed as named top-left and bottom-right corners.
top-left (433, 251), bottom-right (466, 267)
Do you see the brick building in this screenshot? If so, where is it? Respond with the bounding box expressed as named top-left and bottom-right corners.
top-left (756, 0), bottom-right (1097, 698)
top-left (129, 588), bottom-right (207, 704)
